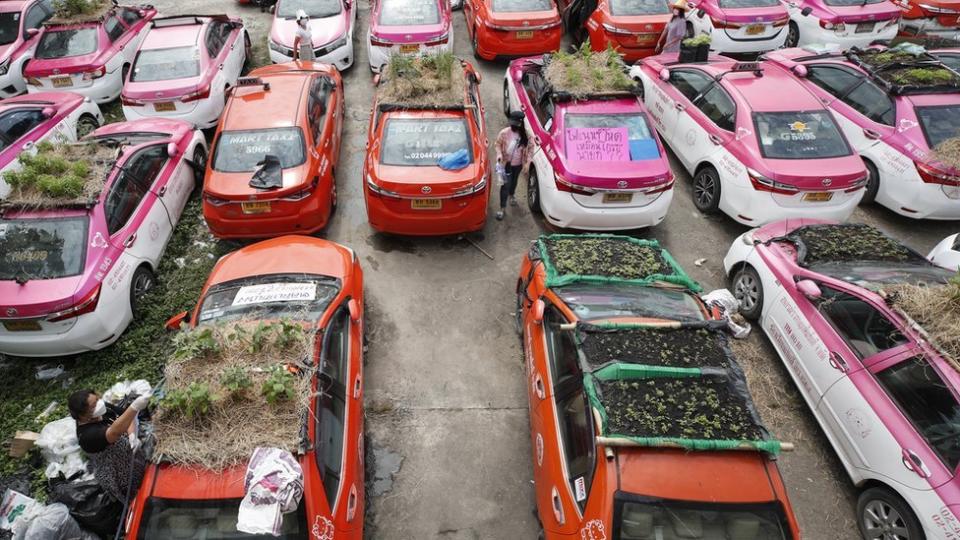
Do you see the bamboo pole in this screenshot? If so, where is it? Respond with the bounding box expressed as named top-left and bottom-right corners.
top-left (595, 436), bottom-right (795, 452)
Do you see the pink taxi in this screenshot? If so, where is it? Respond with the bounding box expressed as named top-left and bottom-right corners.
top-left (24, 3), bottom-right (157, 103)
top-left (0, 119), bottom-right (206, 357)
top-left (685, 0), bottom-right (790, 54)
top-left (765, 46), bottom-right (960, 220)
top-left (268, 0), bottom-right (356, 71)
top-left (631, 55), bottom-right (867, 225)
top-left (0, 0), bottom-right (56, 99)
top-left (503, 55), bottom-right (675, 230)
top-left (782, 0), bottom-right (900, 49)
top-left (366, 0), bottom-right (452, 72)
top-left (724, 219), bottom-right (960, 540)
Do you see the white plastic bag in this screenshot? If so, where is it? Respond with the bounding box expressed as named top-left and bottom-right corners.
top-left (102, 379), bottom-right (152, 405)
top-left (11, 503), bottom-right (97, 540)
top-left (237, 448), bottom-right (303, 536)
top-left (702, 288), bottom-right (752, 339)
top-left (35, 417), bottom-right (89, 480)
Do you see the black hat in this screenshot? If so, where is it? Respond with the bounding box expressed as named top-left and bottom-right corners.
top-left (508, 110), bottom-right (524, 127)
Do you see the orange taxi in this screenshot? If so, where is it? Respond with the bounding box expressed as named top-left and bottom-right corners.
top-left (463, 0), bottom-right (562, 60)
top-left (125, 235), bottom-right (365, 539)
top-left (559, 0), bottom-right (671, 61)
top-left (363, 57), bottom-right (490, 236)
top-left (516, 234), bottom-right (801, 539)
top-left (203, 62), bottom-right (343, 239)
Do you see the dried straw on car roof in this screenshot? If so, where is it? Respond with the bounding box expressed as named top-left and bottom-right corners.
top-left (152, 320), bottom-right (315, 470)
top-left (2, 143), bottom-right (117, 209)
top-left (48, 0), bottom-right (114, 24)
top-left (543, 45), bottom-right (636, 99)
top-left (885, 281), bottom-right (960, 373)
top-left (377, 52), bottom-right (465, 107)
top-left (931, 137), bottom-right (960, 171)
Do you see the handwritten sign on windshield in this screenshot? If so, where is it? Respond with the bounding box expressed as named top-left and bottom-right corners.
top-left (565, 128), bottom-right (630, 161)
top-left (232, 283), bottom-right (317, 306)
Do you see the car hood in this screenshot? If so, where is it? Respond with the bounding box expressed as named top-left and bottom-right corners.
top-left (271, 14), bottom-right (349, 47)
top-left (371, 162), bottom-right (481, 196)
top-left (0, 275), bottom-right (85, 319)
top-left (205, 164), bottom-right (311, 199)
top-left (751, 217), bottom-right (832, 242)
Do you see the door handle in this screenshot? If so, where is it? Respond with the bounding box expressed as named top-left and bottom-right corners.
top-left (124, 234), bottom-right (137, 248)
top-left (157, 185), bottom-right (166, 197)
top-left (902, 449), bottom-right (931, 478)
top-left (674, 102), bottom-right (686, 111)
top-left (708, 134), bottom-right (722, 145)
top-left (346, 484), bottom-right (358, 521)
top-left (533, 135), bottom-right (541, 146)
top-left (551, 487), bottom-right (565, 525)
top-left (828, 352), bottom-right (848, 372)
top-left (353, 375), bottom-right (361, 399)
top-left (534, 373), bottom-right (545, 399)
top-left (863, 128), bottom-right (881, 140)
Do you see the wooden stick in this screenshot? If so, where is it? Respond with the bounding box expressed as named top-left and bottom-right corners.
top-left (595, 436), bottom-right (794, 452)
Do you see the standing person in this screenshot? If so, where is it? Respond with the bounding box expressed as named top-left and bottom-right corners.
top-left (292, 10), bottom-right (315, 62)
top-left (68, 389), bottom-right (149, 503)
top-left (656, 0), bottom-right (688, 54)
top-left (495, 110), bottom-right (530, 221)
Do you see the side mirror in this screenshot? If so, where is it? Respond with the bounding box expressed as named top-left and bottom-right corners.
top-left (697, 8), bottom-right (705, 17)
top-left (138, 9), bottom-right (146, 17)
top-left (166, 142), bottom-right (178, 158)
top-left (348, 298), bottom-right (361, 322)
top-left (800, 6), bottom-right (812, 16)
top-left (165, 311), bottom-right (190, 330)
top-left (269, 4), bottom-right (276, 13)
top-left (40, 107), bottom-right (55, 118)
top-left (687, 1), bottom-right (696, 7)
top-left (792, 64), bottom-right (808, 77)
top-left (797, 280), bottom-right (822, 300)
top-left (25, 28), bottom-right (39, 38)
top-left (372, 73), bottom-right (382, 86)
top-left (658, 68), bottom-right (670, 81)
top-left (532, 299), bottom-right (546, 325)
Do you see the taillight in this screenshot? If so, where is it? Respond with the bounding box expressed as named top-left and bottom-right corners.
top-left (819, 19), bottom-right (846, 31)
top-left (82, 66), bottom-right (106, 80)
top-left (181, 85), bottom-right (211, 103)
top-left (26, 76), bottom-right (41, 86)
top-left (121, 94), bottom-right (144, 106)
top-left (203, 194), bottom-right (230, 206)
top-left (370, 34), bottom-right (393, 47)
top-left (424, 32), bottom-right (449, 46)
top-left (365, 174), bottom-right (400, 198)
top-left (916, 161), bottom-right (960, 185)
top-left (713, 19), bottom-right (742, 29)
top-left (47, 285), bottom-right (101, 322)
top-left (771, 16), bottom-right (789, 27)
top-left (844, 173), bottom-right (869, 193)
top-left (282, 177), bottom-right (320, 201)
top-left (646, 176), bottom-right (675, 195)
top-left (554, 173), bottom-right (594, 195)
top-left (453, 176), bottom-right (487, 197)
top-left (748, 168), bottom-right (799, 194)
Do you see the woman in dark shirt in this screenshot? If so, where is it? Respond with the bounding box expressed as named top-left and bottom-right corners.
top-left (68, 389), bottom-right (149, 502)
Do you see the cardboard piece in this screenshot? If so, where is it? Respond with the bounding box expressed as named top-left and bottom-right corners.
top-left (8, 431), bottom-right (39, 458)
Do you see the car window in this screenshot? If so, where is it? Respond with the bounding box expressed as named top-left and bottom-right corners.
top-left (23, 4), bottom-right (52, 38)
top-left (816, 285), bottom-right (909, 358)
top-left (915, 105), bottom-right (960, 149)
top-left (694, 85), bottom-right (736, 132)
top-left (104, 15), bottom-right (124, 42)
top-left (36, 27), bottom-right (97, 58)
top-left (609, 0), bottom-right (670, 15)
top-left (0, 109), bottom-right (46, 147)
top-left (543, 307), bottom-right (580, 387)
top-left (806, 65), bottom-right (861, 99)
top-left (668, 69), bottom-right (713, 102)
top-left (0, 216), bottom-right (89, 281)
top-left (104, 168), bottom-right (149, 235)
top-left (753, 111), bottom-right (851, 159)
top-left (316, 388), bottom-right (345, 510)
top-left (468, 80), bottom-right (482, 131)
top-left (520, 70), bottom-right (549, 125)
top-left (278, 0), bottom-right (343, 18)
top-left (125, 144), bottom-right (167, 189)
top-left (0, 12), bottom-right (20, 46)
top-left (492, 0), bottom-right (551, 11)
top-left (876, 355), bottom-right (960, 470)
top-left (322, 308), bottom-right (350, 387)
top-left (380, 117), bottom-right (472, 166)
top-left (119, 7), bottom-right (141, 26)
top-left (556, 389), bottom-right (594, 511)
top-left (212, 128), bottom-right (307, 172)
top-left (307, 76), bottom-right (332, 143)
top-left (564, 113), bottom-right (659, 161)
top-left (204, 21), bottom-right (226, 57)
top-left (536, 95), bottom-right (555, 130)
top-left (842, 82), bottom-right (894, 126)
top-left (131, 46), bottom-right (201, 82)
top-left (936, 54), bottom-right (960, 73)
top-left (378, 0), bottom-right (440, 25)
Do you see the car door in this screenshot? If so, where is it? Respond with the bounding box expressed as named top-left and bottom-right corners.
top-left (804, 64), bottom-right (895, 154)
top-left (204, 21), bottom-right (230, 96)
top-left (22, 0), bottom-right (53, 46)
top-left (115, 8), bottom-right (148, 62)
top-left (673, 79), bottom-right (736, 172)
top-left (105, 144), bottom-right (172, 266)
top-left (158, 137), bottom-right (197, 224)
top-left (647, 68), bottom-right (713, 151)
top-left (221, 22), bottom-right (244, 81)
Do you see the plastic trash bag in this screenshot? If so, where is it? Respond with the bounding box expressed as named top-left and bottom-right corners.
top-left (437, 149), bottom-right (470, 171)
top-left (11, 503), bottom-right (97, 540)
top-left (702, 289), bottom-right (751, 339)
top-left (102, 380), bottom-right (152, 406)
top-left (50, 479), bottom-right (122, 539)
top-left (35, 418), bottom-right (89, 481)
top-left (237, 448), bottom-right (303, 536)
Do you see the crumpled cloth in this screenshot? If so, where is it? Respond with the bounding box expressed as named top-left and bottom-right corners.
top-left (702, 288), bottom-right (751, 339)
top-left (102, 379), bottom-right (152, 405)
top-left (237, 447), bottom-right (303, 536)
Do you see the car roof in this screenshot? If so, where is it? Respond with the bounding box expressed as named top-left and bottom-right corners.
top-left (557, 97), bottom-right (644, 114)
top-left (140, 19), bottom-right (204, 49)
top-left (221, 73), bottom-right (310, 130)
top-left (695, 62), bottom-right (824, 112)
top-left (0, 0), bottom-right (30, 13)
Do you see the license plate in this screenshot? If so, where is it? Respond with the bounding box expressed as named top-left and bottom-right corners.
top-left (603, 193), bottom-right (633, 204)
top-left (855, 22), bottom-right (874, 33)
top-left (637, 32), bottom-right (658, 43)
top-left (411, 198), bottom-right (441, 210)
top-left (745, 24), bottom-right (766, 35)
top-left (515, 30), bottom-right (534, 39)
top-left (241, 201), bottom-right (271, 214)
top-left (803, 192), bottom-right (834, 202)
top-left (153, 101), bottom-right (176, 112)
top-left (399, 44), bottom-right (419, 53)
top-left (51, 76), bottom-right (72, 88)
top-left (3, 320), bottom-right (41, 332)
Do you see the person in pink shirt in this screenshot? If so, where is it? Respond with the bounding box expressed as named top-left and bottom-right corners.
top-left (495, 110), bottom-right (531, 220)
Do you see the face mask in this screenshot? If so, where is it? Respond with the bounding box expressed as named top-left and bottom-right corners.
top-left (92, 399), bottom-right (107, 419)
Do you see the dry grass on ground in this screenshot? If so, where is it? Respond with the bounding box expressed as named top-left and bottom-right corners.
top-left (544, 44), bottom-right (634, 98)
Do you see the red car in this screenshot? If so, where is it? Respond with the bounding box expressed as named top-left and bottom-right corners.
top-left (126, 235), bottom-right (365, 539)
top-left (463, 0), bottom-right (562, 60)
top-left (558, 0), bottom-right (670, 61)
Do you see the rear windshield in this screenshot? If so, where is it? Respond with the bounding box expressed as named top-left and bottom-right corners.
top-left (753, 111), bottom-right (851, 159)
top-left (132, 46), bottom-right (201, 82)
top-left (615, 498), bottom-right (792, 540)
top-left (564, 113), bottom-right (660, 162)
top-left (212, 128), bottom-right (306, 173)
top-left (277, 0), bottom-right (342, 19)
top-left (36, 27), bottom-right (98, 59)
top-left (0, 217), bottom-right (88, 281)
top-left (379, 0), bottom-right (440, 26)
top-left (936, 54), bottom-right (960, 73)
top-left (718, 0), bottom-right (780, 7)
top-left (916, 105), bottom-right (960, 149)
top-left (824, 0), bottom-right (885, 4)
top-left (136, 497), bottom-right (308, 540)
top-left (197, 275), bottom-right (340, 324)
top-left (380, 117), bottom-right (472, 166)
top-left (609, 0), bottom-right (670, 16)
top-left (492, 0), bottom-right (552, 12)
top-left (0, 12), bottom-right (20, 46)
top-left (555, 284), bottom-right (705, 322)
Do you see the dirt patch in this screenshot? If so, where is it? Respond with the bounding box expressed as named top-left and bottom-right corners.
top-left (598, 377), bottom-right (764, 440)
top-left (544, 44), bottom-right (634, 98)
top-left (378, 53), bottom-right (465, 108)
top-left (580, 327), bottom-right (729, 369)
top-left (543, 236), bottom-right (669, 280)
top-left (2, 142), bottom-right (117, 209)
top-left (48, 0), bottom-right (113, 24)
top-left (790, 224), bottom-right (916, 266)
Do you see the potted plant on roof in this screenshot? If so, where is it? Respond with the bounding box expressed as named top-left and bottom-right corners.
top-left (680, 34), bottom-right (711, 63)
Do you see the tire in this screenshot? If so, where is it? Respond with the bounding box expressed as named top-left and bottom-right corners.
top-left (191, 146), bottom-right (208, 197)
top-left (527, 167), bottom-right (543, 215)
top-left (503, 79), bottom-right (511, 117)
top-left (243, 32), bottom-right (252, 71)
top-left (121, 63), bottom-right (130, 84)
top-left (862, 159), bottom-right (880, 204)
top-left (692, 166), bottom-right (721, 214)
top-left (857, 487), bottom-right (924, 540)
top-left (515, 280), bottom-right (525, 336)
top-left (472, 31), bottom-right (482, 60)
top-left (129, 265), bottom-right (155, 317)
top-left (785, 21), bottom-right (799, 48)
top-left (76, 114), bottom-right (99, 139)
top-left (732, 265), bottom-right (763, 321)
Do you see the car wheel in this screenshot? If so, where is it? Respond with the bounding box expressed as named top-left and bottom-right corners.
top-left (537, 528), bottom-right (545, 540)
top-left (121, 63), bottom-right (130, 84)
top-left (857, 487), bottom-right (924, 540)
top-left (732, 265), bottom-right (763, 321)
top-left (76, 114), bottom-right (99, 139)
top-left (129, 265), bottom-right (155, 316)
top-left (692, 166), bottom-right (721, 213)
top-left (503, 79), bottom-right (511, 117)
top-left (527, 168), bottom-right (543, 215)
top-left (861, 159), bottom-right (880, 204)
top-left (191, 146), bottom-right (207, 197)
top-left (515, 280), bottom-right (525, 336)
top-left (785, 22), bottom-right (799, 48)
top-left (244, 32), bottom-right (252, 71)
top-left (472, 31), bottom-right (482, 60)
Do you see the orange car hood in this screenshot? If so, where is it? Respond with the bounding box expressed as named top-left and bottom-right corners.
top-left (151, 464), bottom-right (247, 499)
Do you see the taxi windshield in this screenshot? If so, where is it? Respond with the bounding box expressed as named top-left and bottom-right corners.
top-left (136, 497), bottom-right (308, 539)
top-left (0, 12), bottom-right (21, 46)
top-left (555, 283), bottom-right (704, 322)
top-left (806, 261), bottom-right (954, 286)
top-left (614, 497), bottom-right (793, 539)
top-left (379, 0), bottom-right (440, 26)
top-left (563, 113), bottom-right (660, 162)
top-left (609, 0), bottom-right (670, 15)
top-left (718, 0), bottom-right (780, 7)
top-left (212, 128), bottom-right (306, 173)
top-left (380, 117), bottom-right (472, 166)
top-left (492, 0), bottom-right (552, 11)
top-left (36, 27), bottom-right (98, 59)
top-left (277, 0), bottom-right (342, 19)
top-left (915, 105), bottom-right (960, 149)
top-left (132, 47), bottom-right (201, 82)
top-left (0, 216), bottom-right (88, 281)
top-left (753, 111), bottom-right (850, 159)
top-left (824, 0), bottom-right (885, 4)
top-left (197, 274), bottom-right (339, 324)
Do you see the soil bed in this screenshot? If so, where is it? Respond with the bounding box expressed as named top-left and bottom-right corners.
top-left (598, 377), bottom-right (763, 440)
top-left (543, 237), bottom-right (669, 280)
top-left (2, 142), bottom-right (116, 208)
top-left (580, 327), bottom-right (729, 369)
top-left (791, 224), bottom-right (917, 266)
top-left (544, 44), bottom-right (635, 98)
top-left (378, 52), bottom-right (465, 108)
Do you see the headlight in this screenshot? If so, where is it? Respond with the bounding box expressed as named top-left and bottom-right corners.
top-left (269, 39), bottom-right (293, 56)
top-left (316, 35), bottom-right (349, 57)
top-left (0, 59), bottom-right (9, 76)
